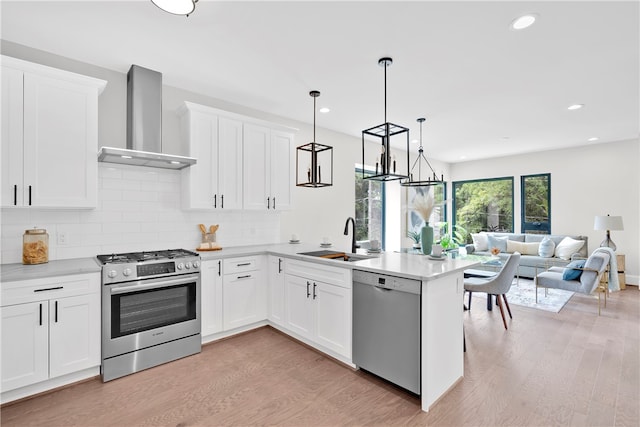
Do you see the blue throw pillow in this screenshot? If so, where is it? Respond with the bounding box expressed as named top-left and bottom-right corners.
top-left (487, 235), bottom-right (508, 253)
top-left (538, 237), bottom-right (556, 258)
top-left (563, 259), bottom-right (586, 281)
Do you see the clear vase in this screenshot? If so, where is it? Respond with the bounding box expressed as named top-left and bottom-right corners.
top-left (421, 223), bottom-right (433, 255)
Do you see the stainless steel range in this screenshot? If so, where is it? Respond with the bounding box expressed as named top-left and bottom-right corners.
top-left (97, 249), bottom-right (201, 382)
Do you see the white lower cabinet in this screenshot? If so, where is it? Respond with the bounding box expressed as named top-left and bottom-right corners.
top-left (201, 259), bottom-right (223, 337)
top-left (267, 255), bottom-right (286, 327)
top-left (222, 256), bottom-right (267, 331)
top-left (283, 260), bottom-right (352, 359)
top-left (1, 274), bottom-right (100, 394)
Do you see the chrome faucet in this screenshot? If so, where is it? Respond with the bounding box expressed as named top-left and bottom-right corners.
top-left (344, 217), bottom-right (359, 253)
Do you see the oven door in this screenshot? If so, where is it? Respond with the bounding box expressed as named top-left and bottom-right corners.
top-left (102, 273), bottom-right (201, 359)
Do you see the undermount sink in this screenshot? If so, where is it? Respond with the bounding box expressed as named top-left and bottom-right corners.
top-left (297, 250), bottom-right (376, 262)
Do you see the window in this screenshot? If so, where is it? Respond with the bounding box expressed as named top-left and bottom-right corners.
top-left (521, 173), bottom-right (551, 234)
top-left (355, 169), bottom-right (385, 247)
top-left (453, 177), bottom-right (514, 237)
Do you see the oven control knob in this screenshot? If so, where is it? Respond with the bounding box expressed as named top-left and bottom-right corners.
top-left (123, 268), bottom-right (132, 276)
top-left (193, 261), bottom-right (200, 268)
top-left (107, 270), bottom-right (118, 278)
top-left (185, 262), bottom-right (191, 269)
top-left (177, 263), bottom-right (184, 270)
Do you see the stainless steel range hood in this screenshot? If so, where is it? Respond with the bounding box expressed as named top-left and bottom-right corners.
top-left (98, 65), bottom-right (196, 170)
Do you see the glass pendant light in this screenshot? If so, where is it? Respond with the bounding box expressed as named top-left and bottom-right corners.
top-left (296, 91), bottom-right (333, 187)
top-left (361, 57), bottom-right (410, 181)
top-left (151, 0), bottom-right (198, 16)
top-left (401, 118), bottom-right (444, 187)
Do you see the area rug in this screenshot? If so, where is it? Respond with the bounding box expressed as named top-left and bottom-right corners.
top-left (506, 278), bottom-right (574, 313)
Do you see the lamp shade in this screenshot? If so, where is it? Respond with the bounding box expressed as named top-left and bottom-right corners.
top-left (594, 215), bottom-right (624, 231)
top-left (151, 0), bottom-right (196, 15)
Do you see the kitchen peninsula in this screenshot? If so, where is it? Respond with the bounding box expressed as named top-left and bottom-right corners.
top-left (1, 243), bottom-right (478, 412)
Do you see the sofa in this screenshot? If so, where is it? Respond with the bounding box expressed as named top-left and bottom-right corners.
top-left (465, 232), bottom-right (589, 278)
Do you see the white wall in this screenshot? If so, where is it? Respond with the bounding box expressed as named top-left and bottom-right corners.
top-left (450, 139), bottom-right (640, 285)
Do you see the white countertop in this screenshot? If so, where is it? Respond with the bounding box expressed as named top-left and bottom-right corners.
top-left (1, 243), bottom-right (480, 283)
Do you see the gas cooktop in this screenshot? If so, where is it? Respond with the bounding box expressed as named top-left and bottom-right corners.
top-left (97, 249), bottom-right (198, 265)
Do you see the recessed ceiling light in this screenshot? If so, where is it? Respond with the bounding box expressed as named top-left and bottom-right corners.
top-left (511, 14), bottom-right (537, 30)
top-left (567, 104), bottom-right (584, 110)
top-left (588, 137), bottom-right (599, 142)
top-left (411, 139), bottom-right (419, 144)
top-left (459, 155), bottom-right (467, 160)
top-left (319, 107), bottom-right (330, 114)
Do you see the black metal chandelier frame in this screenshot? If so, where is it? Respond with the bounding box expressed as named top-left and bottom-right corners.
top-left (400, 118), bottom-right (444, 187)
top-left (296, 90), bottom-right (333, 188)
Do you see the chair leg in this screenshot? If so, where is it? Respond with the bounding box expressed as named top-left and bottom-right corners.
top-left (495, 294), bottom-right (508, 330)
top-left (502, 293), bottom-right (512, 319)
top-left (468, 291), bottom-right (472, 310)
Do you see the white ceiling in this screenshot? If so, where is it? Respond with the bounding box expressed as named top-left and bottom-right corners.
top-left (2, 0), bottom-right (639, 163)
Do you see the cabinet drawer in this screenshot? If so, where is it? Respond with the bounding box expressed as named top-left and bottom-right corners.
top-left (285, 259), bottom-right (351, 289)
top-left (223, 256), bottom-right (261, 275)
top-left (1, 273), bottom-right (100, 306)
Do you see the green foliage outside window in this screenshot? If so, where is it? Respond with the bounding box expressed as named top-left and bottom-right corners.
top-left (355, 170), bottom-right (383, 242)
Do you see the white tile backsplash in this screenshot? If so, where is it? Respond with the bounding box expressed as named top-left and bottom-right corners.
top-left (1, 163), bottom-right (281, 264)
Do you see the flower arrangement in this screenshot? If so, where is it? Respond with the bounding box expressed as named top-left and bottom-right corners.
top-left (411, 190), bottom-right (435, 223)
top-left (490, 247), bottom-right (501, 256)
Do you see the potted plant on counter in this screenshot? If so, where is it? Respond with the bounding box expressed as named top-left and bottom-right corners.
top-left (411, 189), bottom-right (435, 255)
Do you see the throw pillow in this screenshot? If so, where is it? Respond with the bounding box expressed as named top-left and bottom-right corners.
top-left (506, 240), bottom-right (540, 255)
top-left (487, 235), bottom-right (508, 253)
top-left (563, 259), bottom-right (587, 280)
top-left (555, 237), bottom-right (585, 260)
top-left (471, 232), bottom-right (489, 251)
top-left (538, 237), bottom-right (556, 258)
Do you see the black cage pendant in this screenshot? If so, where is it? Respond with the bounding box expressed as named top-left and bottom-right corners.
top-left (400, 118), bottom-right (444, 187)
top-left (296, 90), bottom-right (333, 187)
top-left (362, 57), bottom-right (410, 181)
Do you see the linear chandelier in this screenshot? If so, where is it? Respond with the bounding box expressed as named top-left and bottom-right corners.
top-left (401, 118), bottom-right (444, 187)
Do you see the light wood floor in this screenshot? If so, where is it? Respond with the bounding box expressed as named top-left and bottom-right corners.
top-left (2, 287), bottom-right (638, 426)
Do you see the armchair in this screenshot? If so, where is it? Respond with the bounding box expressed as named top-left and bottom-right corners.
top-left (535, 252), bottom-right (610, 314)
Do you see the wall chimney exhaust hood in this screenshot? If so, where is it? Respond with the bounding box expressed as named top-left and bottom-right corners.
top-left (98, 65), bottom-right (196, 170)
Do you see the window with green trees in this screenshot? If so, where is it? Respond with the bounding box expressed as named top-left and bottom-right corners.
top-left (521, 173), bottom-right (551, 234)
top-left (453, 177), bottom-right (514, 240)
top-left (355, 169), bottom-right (384, 245)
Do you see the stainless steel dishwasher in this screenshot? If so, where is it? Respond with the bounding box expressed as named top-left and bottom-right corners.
top-left (352, 269), bottom-right (421, 395)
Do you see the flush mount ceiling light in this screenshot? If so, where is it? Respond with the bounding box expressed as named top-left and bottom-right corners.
top-left (362, 57), bottom-right (410, 182)
top-left (567, 104), bottom-right (584, 110)
top-left (511, 14), bottom-right (537, 30)
top-left (151, 0), bottom-right (198, 16)
top-left (319, 107), bottom-right (331, 113)
top-left (296, 91), bottom-right (333, 188)
top-left (401, 118), bottom-right (443, 187)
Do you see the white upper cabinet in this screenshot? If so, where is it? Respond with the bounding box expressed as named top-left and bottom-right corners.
top-left (243, 123), bottom-right (293, 211)
top-left (1, 56), bottom-right (106, 208)
top-left (179, 102), bottom-right (243, 210)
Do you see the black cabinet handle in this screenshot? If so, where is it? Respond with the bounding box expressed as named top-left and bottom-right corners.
top-left (13, 184), bottom-right (17, 206)
top-left (273, 197), bottom-right (276, 210)
top-left (278, 258), bottom-right (282, 273)
top-left (237, 262), bottom-right (251, 267)
top-left (306, 281), bottom-right (310, 298)
top-left (54, 301), bottom-right (58, 323)
top-left (218, 260), bottom-right (221, 276)
top-left (28, 185), bottom-right (32, 205)
top-left (213, 194), bottom-right (217, 208)
top-left (313, 283), bottom-right (317, 300)
top-left (39, 303), bottom-right (42, 326)
top-left (221, 194), bottom-right (224, 209)
top-left (237, 274), bottom-right (251, 280)
top-left (266, 197), bottom-right (270, 209)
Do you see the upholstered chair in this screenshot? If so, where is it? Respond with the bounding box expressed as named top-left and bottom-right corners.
top-left (464, 252), bottom-right (521, 330)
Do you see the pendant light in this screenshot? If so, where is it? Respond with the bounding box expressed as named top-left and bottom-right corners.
top-left (362, 57), bottom-right (410, 181)
top-left (401, 118), bottom-right (444, 187)
top-left (296, 91), bottom-right (333, 187)
top-left (151, 0), bottom-right (198, 16)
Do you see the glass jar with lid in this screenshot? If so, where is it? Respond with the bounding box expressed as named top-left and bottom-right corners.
top-left (23, 228), bottom-right (49, 265)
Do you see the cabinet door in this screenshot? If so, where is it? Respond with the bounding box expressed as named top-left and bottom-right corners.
top-left (269, 130), bottom-right (293, 211)
top-left (223, 271), bottom-right (266, 330)
top-left (201, 259), bottom-right (223, 336)
top-left (1, 66), bottom-right (24, 207)
top-left (49, 293), bottom-right (101, 378)
top-left (242, 123), bottom-right (270, 210)
top-left (22, 72), bottom-right (98, 208)
top-left (181, 110), bottom-right (218, 209)
top-left (268, 256), bottom-right (285, 327)
top-left (217, 117), bottom-right (243, 210)
top-left (315, 281), bottom-right (352, 358)
top-left (284, 274), bottom-right (314, 340)
top-left (1, 302), bottom-right (49, 391)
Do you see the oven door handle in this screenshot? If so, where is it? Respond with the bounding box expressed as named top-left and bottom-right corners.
top-left (110, 275), bottom-right (199, 295)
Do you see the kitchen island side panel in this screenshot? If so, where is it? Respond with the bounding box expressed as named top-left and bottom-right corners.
top-left (421, 272), bottom-right (464, 411)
